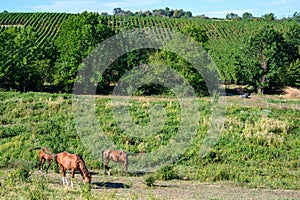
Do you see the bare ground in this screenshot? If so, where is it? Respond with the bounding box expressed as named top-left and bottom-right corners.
top-left (39, 170), bottom-right (300, 200)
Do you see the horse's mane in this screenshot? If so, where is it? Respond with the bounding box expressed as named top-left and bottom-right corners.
top-left (76, 154), bottom-right (90, 177)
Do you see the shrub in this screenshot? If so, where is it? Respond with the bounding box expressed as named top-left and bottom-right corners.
top-left (144, 175), bottom-right (156, 187)
top-left (156, 165), bottom-right (179, 181)
top-left (6, 162), bottom-right (32, 186)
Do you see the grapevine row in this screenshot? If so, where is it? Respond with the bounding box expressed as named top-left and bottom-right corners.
top-left (0, 12), bottom-right (296, 63)
top-left (0, 12), bottom-right (73, 46)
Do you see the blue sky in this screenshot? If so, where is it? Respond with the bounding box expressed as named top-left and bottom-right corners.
top-left (0, 0), bottom-right (299, 18)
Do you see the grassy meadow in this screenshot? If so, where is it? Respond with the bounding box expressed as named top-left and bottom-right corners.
top-left (0, 91), bottom-right (300, 199)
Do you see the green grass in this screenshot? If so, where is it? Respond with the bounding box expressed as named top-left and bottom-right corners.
top-left (0, 91), bottom-right (300, 192)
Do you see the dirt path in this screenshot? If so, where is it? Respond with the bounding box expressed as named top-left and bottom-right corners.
top-left (44, 171), bottom-right (300, 200)
top-left (93, 92), bottom-right (300, 111)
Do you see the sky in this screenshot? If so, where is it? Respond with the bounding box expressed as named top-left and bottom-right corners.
top-left (0, 0), bottom-right (299, 19)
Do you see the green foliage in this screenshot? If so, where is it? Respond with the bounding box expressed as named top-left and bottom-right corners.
top-left (242, 12), bottom-right (253, 20)
top-left (54, 12), bottom-right (114, 92)
top-left (179, 24), bottom-right (209, 48)
top-left (262, 13), bottom-right (276, 21)
top-left (226, 13), bottom-right (240, 20)
top-left (6, 162), bottom-right (32, 186)
top-left (1, 92), bottom-right (300, 190)
top-left (148, 50), bottom-right (208, 96)
top-left (0, 26), bottom-right (54, 91)
top-left (285, 59), bottom-right (300, 88)
top-left (155, 165), bottom-right (179, 181)
top-left (0, 12), bottom-right (299, 93)
top-left (80, 183), bottom-right (94, 200)
top-left (239, 25), bottom-right (290, 93)
top-left (25, 175), bottom-right (50, 200)
top-left (144, 174), bottom-right (156, 186)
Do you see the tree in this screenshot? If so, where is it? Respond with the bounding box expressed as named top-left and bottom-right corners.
top-left (291, 12), bottom-right (300, 22)
top-left (240, 26), bottom-right (289, 94)
top-left (285, 59), bottom-right (300, 88)
top-left (0, 27), bottom-right (50, 91)
top-left (113, 8), bottom-right (132, 16)
top-left (54, 12), bottom-right (114, 92)
top-left (146, 24), bottom-right (210, 96)
top-left (242, 12), bottom-right (253, 19)
top-left (0, 28), bottom-right (18, 90)
top-left (153, 9), bottom-right (165, 17)
top-left (183, 11), bottom-right (192, 18)
top-left (165, 7), bottom-right (173, 18)
top-left (113, 8), bottom-right (123, 15)
top-left (226, 13), bottom-right (239, 20)
top-left (284, 24), bottom-right (300, 61)
top-left (283, 24), bottom-right (300, 88)
top-left (262, 13), bottom-right (276, 21)
top-left (173, 9), bottom-right (184, 18)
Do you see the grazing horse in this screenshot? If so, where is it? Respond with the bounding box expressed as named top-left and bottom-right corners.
top-left (102, 149), bottom-right (128, 176)
top-left (30, 147), bottom-right (56, 173)
top-left (56, 151), bottom-right (91, 187)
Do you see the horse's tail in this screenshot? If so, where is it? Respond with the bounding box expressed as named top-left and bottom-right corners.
top-left (124, 151), bottom-right (128, 171)
top-left (101, 150), bottom-right (104, 169)
top-left (29, 147), bottom-right (42, 152)
top-left (102, 150), bottom-right (110, 171)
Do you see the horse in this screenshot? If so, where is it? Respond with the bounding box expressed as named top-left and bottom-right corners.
top-left (30, 147), bottom-right (56, 173)
top-left (56, 151), bottom-right (91, 187)
top-left (102, 149), bottom-right (128, 176)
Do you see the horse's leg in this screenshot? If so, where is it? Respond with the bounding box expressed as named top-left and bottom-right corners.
top-left (105, 159), bottom-right (111, 176)
top-left (45, 160), bottom-right (52, 174)
top-left (70, 169), bottom-right (75, 187)
top-left (60, 166), bottom-right (68, 185)
top-left (63, 169), bottom-right (69, 186)
top-left (121, 162), bottom-right (126, 175)
top-left (105, 164), bottom-right (111, 176)
top-left (39, 158), bottom-right (45, 171)
top-left (124, 159), bottom-right (128, 174)
top-left (123, 162), bottom-right (126, 175)
top-left (104, 158), bottom-right (107, 174)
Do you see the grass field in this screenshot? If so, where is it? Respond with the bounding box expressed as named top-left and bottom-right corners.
top-left (0, 91), bottom-right (300, 199)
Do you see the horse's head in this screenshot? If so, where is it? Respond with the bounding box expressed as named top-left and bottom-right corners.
top-left (84, 173), bottom-right (92, 184)
top-left (77, 157), bottom-right (91, 184)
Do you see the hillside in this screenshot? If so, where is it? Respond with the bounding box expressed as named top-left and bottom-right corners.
top-left (0, 12), bottom-right (299, 94)
top-left (0, 12), bottom-right (72, 46)
top-left (0, 91), bottom-right (300, 190)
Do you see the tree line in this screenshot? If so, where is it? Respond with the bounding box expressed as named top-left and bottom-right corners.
top-left (0, 11), bottom-right (299, 95)
top-left (106, 7), bottom-right (300, 22)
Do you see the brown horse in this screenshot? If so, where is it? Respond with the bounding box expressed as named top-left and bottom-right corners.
top-left (102, 149), bottom-right (128, 176)
top-left (56, 151), bottom-right (91, 187)
top-left (30, 147), bottom-right (56, 173)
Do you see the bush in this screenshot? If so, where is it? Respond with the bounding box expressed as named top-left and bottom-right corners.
top-left (156, 165), bottom-right (179, 181)
top-left (17, 164), bottom-right (31, 183)
top-left (6, 162), bottom-right (32, 186)
top-left (144, 175), bottom-right (156, 187)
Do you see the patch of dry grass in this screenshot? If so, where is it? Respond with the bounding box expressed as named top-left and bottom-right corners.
top-left (283, 87), bottom-right (300, 99)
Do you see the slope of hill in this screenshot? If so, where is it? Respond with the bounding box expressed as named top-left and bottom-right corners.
top-left (0, 91), bottom-right (299, 190)
top-left (0, 13), bottom-right (300, 92)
